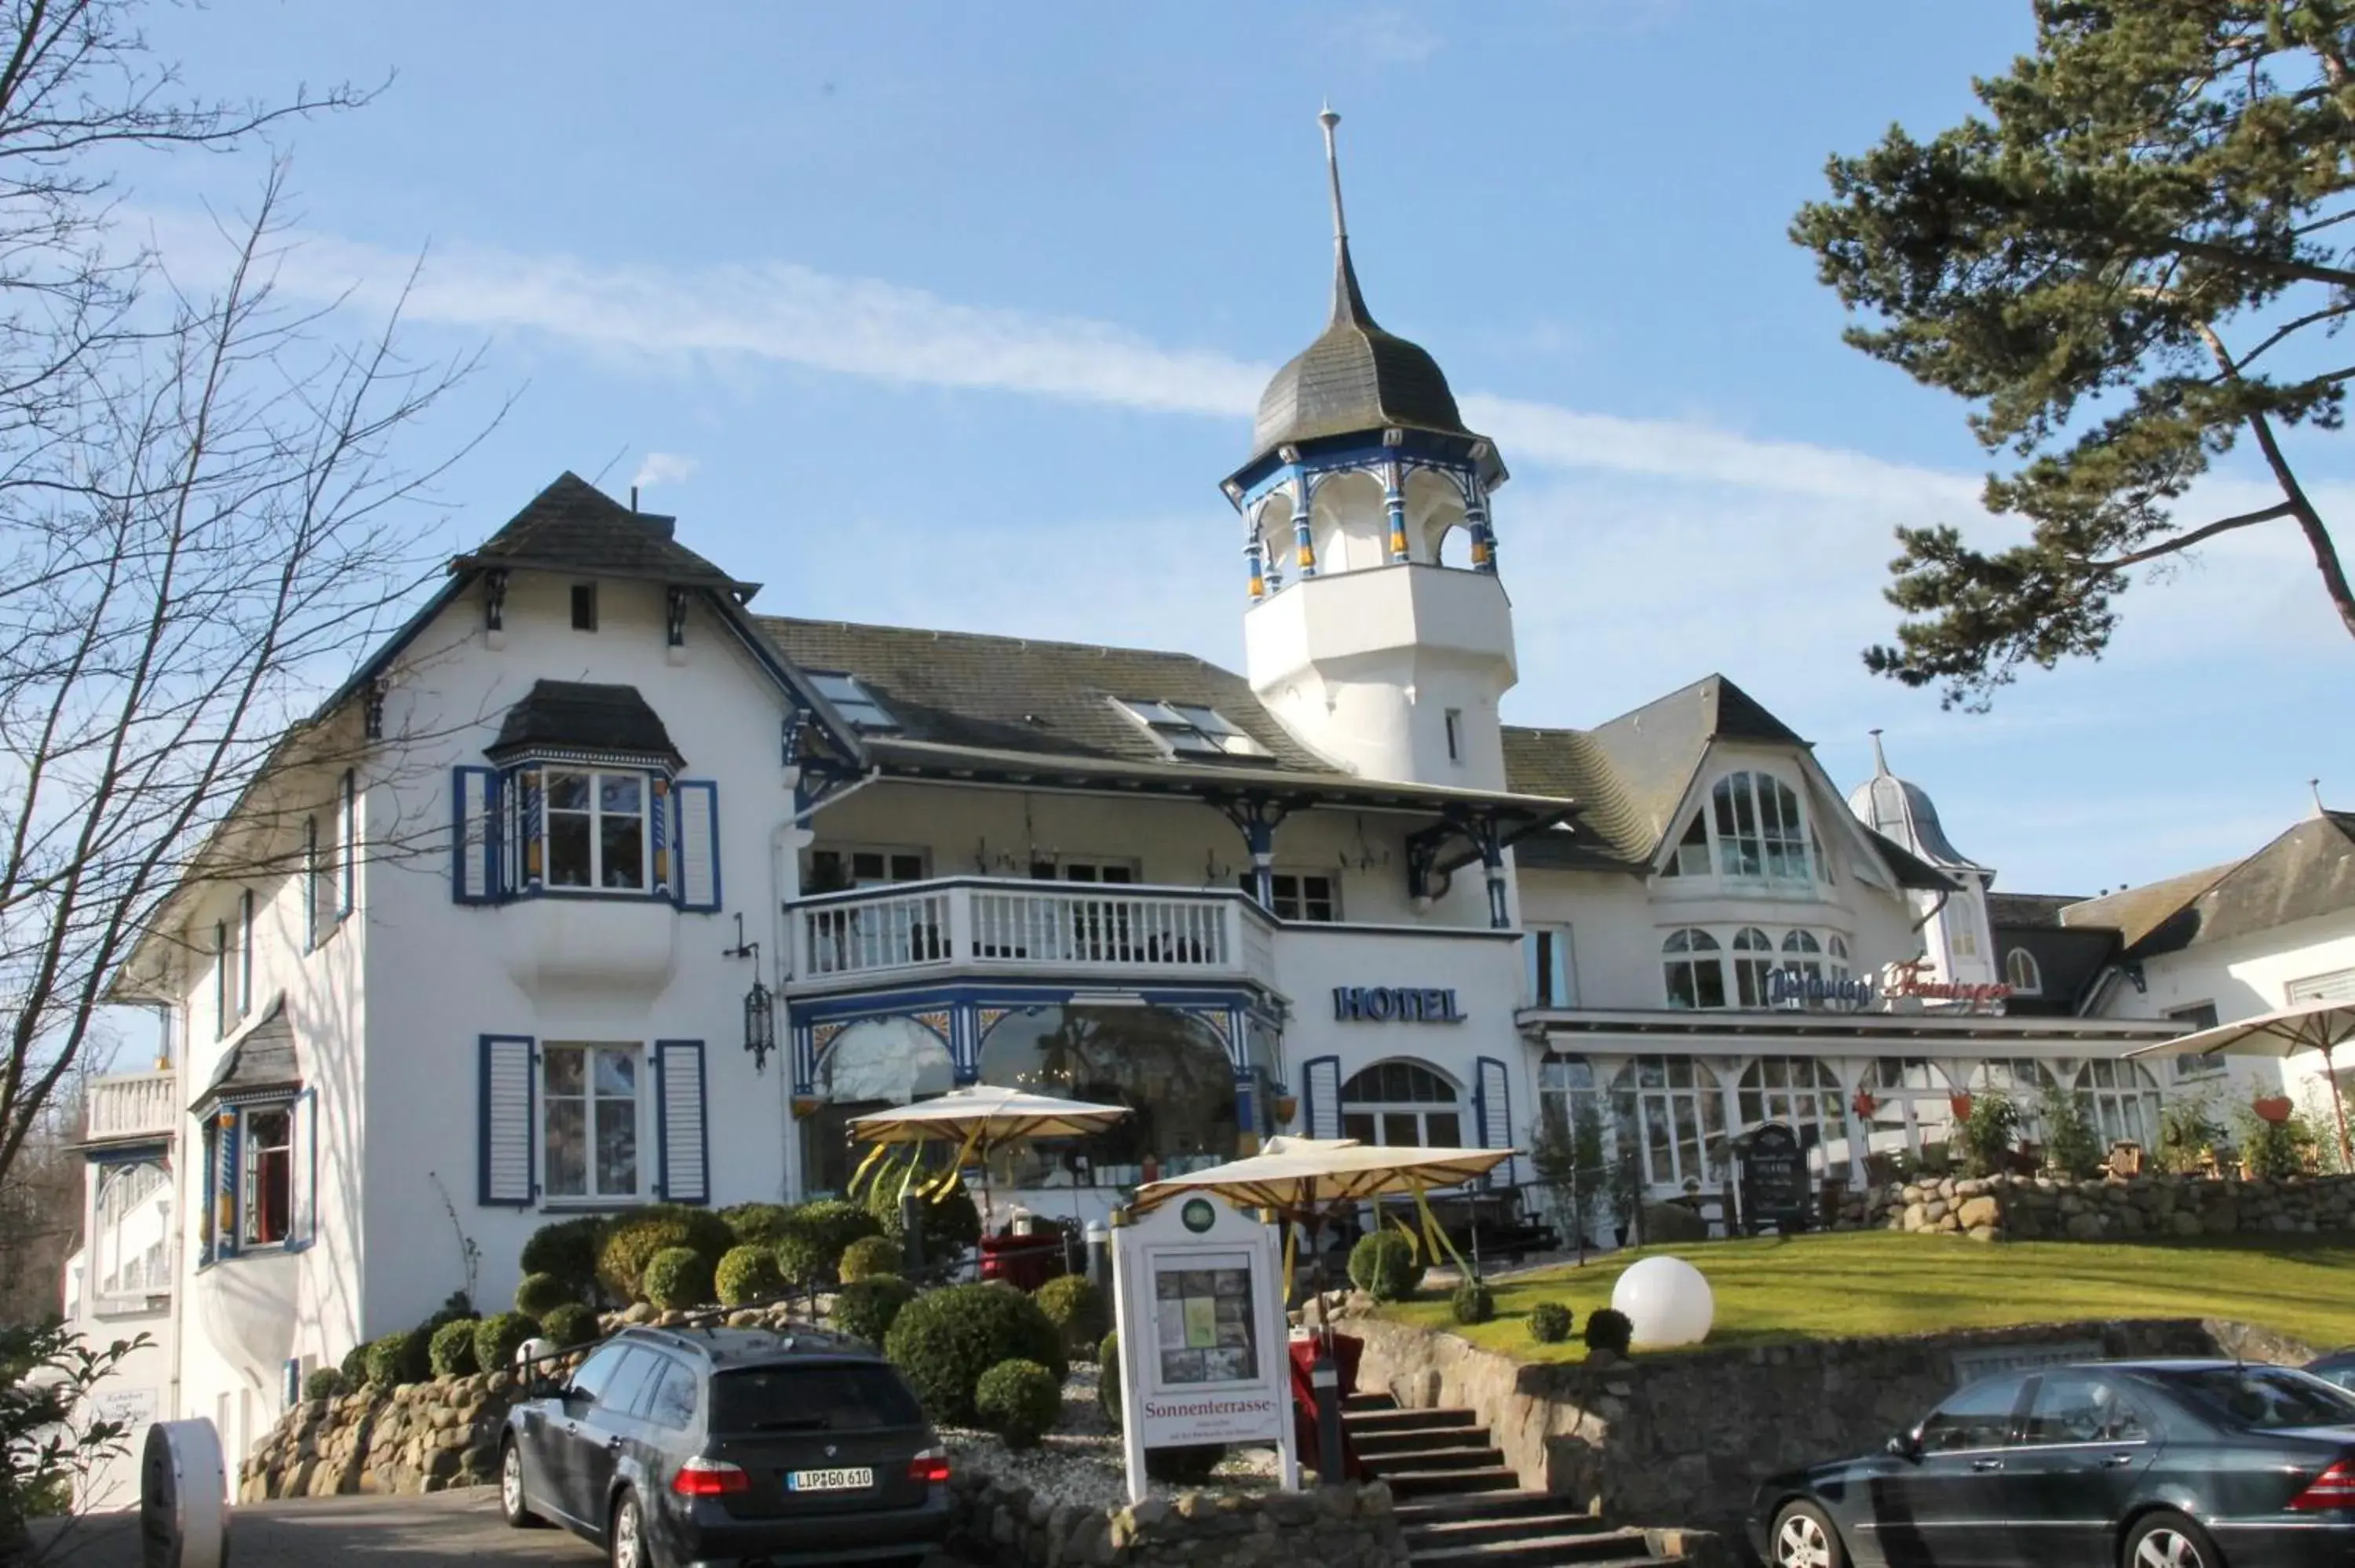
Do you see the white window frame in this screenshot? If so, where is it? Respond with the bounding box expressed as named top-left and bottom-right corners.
top-left (1114, 698), bottom-right (1272, 759)
top-left (1659, 770), bottom-right (1820, 888)
top-left (1732, 927), bottom-right (1775, 1007)
top-left (2005, 946), bottom-right (2044, 995)
top-left (541, 768), bottom-right (655, 892)
top-left (1031, 856), bottom-right (1138, 884)
top-left (1259, 870), bottom-right (1338, 922)
top-left (1339, 1060), bottom-right (1465, 1149)
top-left (810, 844), bottom-right (930, 888)
top-left (236, 1103), bottom-right (296, 1250)
top-left (1525, 924), bottom-right (1577, 1008)
top-left (809, 671), bottom-right (899, 732)
top-left (539, 1041), bottom-right (648, 1203)
top-left (1663, 927), bottom-right (1727, 1009)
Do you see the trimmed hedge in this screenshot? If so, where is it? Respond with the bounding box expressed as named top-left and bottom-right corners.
top-left (363, 1327), bottom-right (432, 1388)
top-left (304, 1368), bottom-right (345, 1401)
top-left (520, 1216), bottom-right (608, 1304)
top-left (338, 1344), bottom-right (369, 1388)
top-left (473, 1311), bottom-right (539, 1376)
top-left (831, 1275), bottom-right (918, 1348)
top-left (514, 1271), bottom-right (579, 1319)
top-left (598, 1205), bottom-right (735, 1302)
top-left (838, 1234), bottom-right (904, 1283)
top-left (428, 1318), bottom-right (481, 1378)
top-left (540, 1303), bottom-right (601, 1347)
top-left (715, 1244), bottom-right (787, 1306)
top-left (1584, 1307), bottom-right (1634, 1356)
top-left (643, 1246), bottom-right (717, 1311)
top-left (780, 1199), bottom-right (884, 1284)
top-left (1527, 1302), bottom-right (1574, 1344)
top-left (1032, 1274), bottom-right (1108, 1358)
top-left (1347, 1231), bottom-right (1426, 1302)
top-left (884, 1282), bottom-right (1067, 1424)
top-left (776, 1230), bottom-right (834, 1293)
top-left (975, 1358), bottom-right (1061, 1449)
top-left (720, 1202), bottom-right (795, 1246)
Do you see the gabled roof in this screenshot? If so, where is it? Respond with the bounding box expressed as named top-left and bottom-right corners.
top-left (1988, 892), bottom-right (2086, 931)
top-left (491, 680), bottom-right (683, 766)
top-left (2061, 861), bottom-right (2239, 953)
top-left (193, 999), bottom-right (300, 1109)
top-left (2066, 811), bottom-right (2355, 961)
top-left (452, 472), bottom-right (758, 598)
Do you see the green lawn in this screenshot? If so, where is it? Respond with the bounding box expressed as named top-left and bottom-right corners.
top-left (1384, 1231), bottom-right (2355, 1362)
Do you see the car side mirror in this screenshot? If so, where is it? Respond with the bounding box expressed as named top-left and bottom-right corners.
top-left (1886, 1433), bottom-right (1921, 1461)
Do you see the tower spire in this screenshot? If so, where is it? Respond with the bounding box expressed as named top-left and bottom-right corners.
top-left (1318, 105), bottom-right (1375, 329)
top-left (1869, 727), bottom-right (1892, 777)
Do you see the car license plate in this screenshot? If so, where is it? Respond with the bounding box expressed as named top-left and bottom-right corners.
top-left (787, 1467), bottom-right (874, 1492)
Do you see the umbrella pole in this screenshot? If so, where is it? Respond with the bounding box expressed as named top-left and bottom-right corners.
top-left (1305, 1210), bottom-right (1344, 1487)
top-left (2325, 1043), bottom-right (2353, 1172)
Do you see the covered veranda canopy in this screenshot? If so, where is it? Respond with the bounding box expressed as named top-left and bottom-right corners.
top-left (2126, 998), bottom-right (2354, 1165)
top-left (1130, 1135), bottom-right (1514, 1220)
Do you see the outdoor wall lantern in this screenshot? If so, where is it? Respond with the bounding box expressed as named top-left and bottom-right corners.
top-left (723, 913), bottom-right (776, 1074)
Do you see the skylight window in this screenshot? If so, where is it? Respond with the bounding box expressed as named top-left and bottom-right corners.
top-left (1116, 699), bottom-right (1272, 759)
top-left (810, 672), bottom-right (898, 732)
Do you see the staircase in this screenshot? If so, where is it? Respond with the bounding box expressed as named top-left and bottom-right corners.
top-left (1342, 1394), bottom-right (1684, 1568)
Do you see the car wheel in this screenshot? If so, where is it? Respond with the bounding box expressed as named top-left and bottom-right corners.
top-left (1771, 1501), bottom-right (1845, 1568)
top-left (498, 1439), bottom-right (546, 1529)
top-left (609, 1488), bottom-right (651, 1568)
top-left (2127, 1511), bottom-right (2225, 1568)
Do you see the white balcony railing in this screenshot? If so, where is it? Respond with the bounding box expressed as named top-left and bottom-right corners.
top-left (790, 878), bottom-right (1276, 991)
top-left (86, 1069), bottom-right (177, 1142)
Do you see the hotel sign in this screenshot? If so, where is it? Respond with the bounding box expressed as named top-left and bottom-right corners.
top-left (1765, 960), bottom-right (2011, 1013)
top-left (1333, 986), bottom-right (1466, 1023)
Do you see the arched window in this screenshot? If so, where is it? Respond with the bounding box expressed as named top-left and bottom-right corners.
top-left (1712, 772), bottom-right (1811, 884)
top-left (1779, 931), bottom-right (1824, 1002)
top-left (2006, 947), bottom-right (2043, 995)
top-left (93, 1159), bottom-right (172, 1300)
top-left (978, 1005), bottom-right (1236, 1185)
top-left (1737, 1057), bottom-right (1843, 1144)
top-left (1341, 1061), bottom-right (1462, 1149)
top-left (2076, 1059), bottom-right (2161, 1147)
top-left (1662, 928), bottom-right (1726, 1009)
top-left (1828, 935), bottom-right (1852, 983)
top-left (1966, 1059), bottom-right (2057, 1099)
top-left (1732, 927), bottom-right (1776, 1007)
top-left (1660, 811), bottom-right (1711, 877)
top-left (1609, 1056), bottom-right (1725, 1188)
top-left (805, 1018), bottom-right (955, 1194)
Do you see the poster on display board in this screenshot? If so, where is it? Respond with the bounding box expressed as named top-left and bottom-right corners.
top-left (1109, 1193), bottom-right (1298, 1503)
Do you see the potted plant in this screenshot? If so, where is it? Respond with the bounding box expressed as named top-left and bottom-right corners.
top-left (1269, 1084), bottom-right (1298, 1125)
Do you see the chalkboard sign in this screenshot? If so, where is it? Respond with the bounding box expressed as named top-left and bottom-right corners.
top-left (1736, 1122), bottom-right (1809, 1234)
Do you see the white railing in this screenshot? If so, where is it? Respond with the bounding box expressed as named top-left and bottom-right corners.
top-left (790, 878), bottom-right (1272, 989)
top-left (87, 1070), bottom-right (177, 1141)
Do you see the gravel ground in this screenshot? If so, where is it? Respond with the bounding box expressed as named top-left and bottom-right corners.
top-left (940, 1362), bottom-right (1287, 1510)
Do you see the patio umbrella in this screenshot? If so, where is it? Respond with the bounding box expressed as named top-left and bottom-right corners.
top-left (846, 1085), bottom-right (1133, 1231)
top-left (2126, 998), bottom-right (2354, 1166)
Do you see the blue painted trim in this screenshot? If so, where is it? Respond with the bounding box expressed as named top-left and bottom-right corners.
top-left (1227, 429), bottom-right (1496, 511)
top-left (476, 1034), bottom-right (538, 1207)
top-left (1300, 1055), bottom-right (1342, 1141)
top-left (785, 977), bottom-right (1278, 1030)
top-left (674, 779), bottom-right (721, 913)
top-left (653, 1039), bottom-right (710, 1205)
top-left (451, 765), bottom-right (498, 905)
top-left (85, 1141), bottom-right (171, 1165)
top-left (652, 1043), bottom-right (669, 1201)
top-left (338, 770), bottom-right (356, 917)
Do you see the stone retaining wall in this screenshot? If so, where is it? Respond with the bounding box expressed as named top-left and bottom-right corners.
top-left (948, 1472), bottom-right (1408, 1568)
top-left (1349, 1317), bottom-right (2310, 1537)
top-left (1839, 1171), bottom-right (2355, 1241)
top-left (239, 1370), bottom-right (528, 1500)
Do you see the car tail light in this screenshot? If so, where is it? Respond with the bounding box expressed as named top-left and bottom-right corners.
top-left (2289, 1460), bottom-right (2355, 1511)
top-left (672, 1456), bottom-right (750, 1497)
top-left (908, 1446), bottom-right (951, 1486)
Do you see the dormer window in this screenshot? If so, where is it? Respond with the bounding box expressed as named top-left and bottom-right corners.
top-left (1116, 699), bottom-right (1272, 759)
top-left (810, 672), bottom-right (898, 733)
top-left (1658, 770), bottom-right (1820, 888)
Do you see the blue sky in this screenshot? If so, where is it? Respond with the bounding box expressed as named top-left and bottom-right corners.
top-left (136, 0), bottom-right (2353, 899)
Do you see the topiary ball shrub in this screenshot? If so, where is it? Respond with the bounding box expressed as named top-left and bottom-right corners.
top-left (720, 1202), bottom-right (795, 1246)
top-left (643, 1245), bottom-right (717, 1311)
top-left (338, 1344), bottom-right (369, 1388)
top-left (303, 1368), bottom-right (345, 1402)
top-left (780, 1199), bottom-right (885, 1284)
top-left (1098, 1331), bottom-right (1123, 1428)
top-left (363, 1327), bottom-right (432, 1388)
top-left (539, 1302), bottom-right (601, 1347)
top-left (838, 1234), bottom-right (904, 1283)
top-left (1451, 1278), bottom-right (1495, 1326)
top-left (520, 1216), bottom-right (608, 1304)
top-left (870, 1179), bottom-right (983, 1264)
top-left (1032, 1275), bottom-right (1108, 1359)
top-left (775, 1231), bottom-right (833, 1294)
top-left (715, 1243), bottom-right (787, 1307)
top-left (1347, 1231), bottom-right (1426, 1302)
top-left (428, 1318), bottom-right (481, 1378)
top-left (597, 1205), bottom-right (736, 1303)
top-left (884, 1281), bottom-right (1068, 1424)
top-left (831, 1275), bottom-right (917, 1348)
top-left (1583, 1306), bottom-right (1634, 1357)
top-left (1527, 1302), bottom-right (1574, 1344)
top-left (974, 1358), bottom-right (1062, 1449)
top-left (1146, 1444), bottom-right (1226, 1484)
top-left (514, 1271), bottom-right (578, 1319)
top-left (473, 1311), bottom-right (539, 1377)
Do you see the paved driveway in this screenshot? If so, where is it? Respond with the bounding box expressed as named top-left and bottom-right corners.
top-left (35, 1487), bottom-right (602, 1567)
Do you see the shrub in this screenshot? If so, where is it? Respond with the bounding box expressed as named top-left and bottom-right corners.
top-left (1957, 1092), bottom-right (2023, 1178)
top-left (1527, 1303), bottom-right (1574, 1344)
top-left (1451, 1278), bottom-right (1495, 1326)
top-left (2038, 1085), bottom-right (2103, 1179)
top-left (1347, 1231), bottom-right (1425, 1302)
top-left (974, 1358), bottom-right (1062, 1449)
top-left (338, 1344), bottom-right (369, 1387)
top-left (514, 1271), bottom-right (579, 1319)
top-left (643, 1246), bottom-right (717, 1311)
top-left (539, 1302), bottom-right (601, 1347)
top-left (884, 1282), bottom-right (1068, 1424)
top-left (598, 1205), bottom-right (735, 1301)
top-left (363, 1327), bottom-right (432, 1388)
top-left (520, 1215), bottom-right (608, 1303)
top-left (426, 1290), bottom-right (476, 1329)
top-left (2241, 1107), bottom-right (2325, 1180)
top-left (780, 1199), bottom-right (885, 1283)
top-left (1583, 1307), bottom-right (1634, 1357)
top-left (303, 1367), bottom-right (345, 1402)
top-left (775, 1230), bottom-right (834, 1293)
top-left (720, 1202), bottom-right (795, 1246)
top-left (1033, 1275), bottom-right (1108, 1358)
top-left (838, 1234), bottom-right (904, 1283)
top-left (1099, 1331), bottom-right (1123, 1427)
top-left (428, 1318), bottom-right (480, 1378)
top-left (869, 1177), bottom-right (983, 1263)
top-left (715, 1244), bottom-right (787, 1306)
top-left (831, 1275), bottom-right (918, 1347)
top-left (473, 1311), bottom-right (539, 1377)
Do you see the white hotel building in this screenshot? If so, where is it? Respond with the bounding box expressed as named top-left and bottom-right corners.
top-left (65, 134), bottom-right (2218, 1484)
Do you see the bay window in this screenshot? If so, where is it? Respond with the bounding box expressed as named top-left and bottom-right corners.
top-left (199, 1094), bottom-right (312, 1261)
top-left (1732, 927), bottom-right (1775, 1007)
top-left (1659, 771), bottom-right (1820, 888)
top-left (1663, 928), bottom-right (1725, 1009)
top-left (545, 769), bottom-right (652, 891)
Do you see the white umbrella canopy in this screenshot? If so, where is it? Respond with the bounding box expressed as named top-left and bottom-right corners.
top-left (1130, 1136), bottom-right (1515, 1218)
top-left (845, 1084), bottom-right (1133, 1146)
top-left (2127, 998), bottom-right (2353, 1163)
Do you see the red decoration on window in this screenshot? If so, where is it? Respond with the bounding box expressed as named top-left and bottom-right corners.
top-left (1851, 1089), bottom-right (1878, 1120)
top-left (1950, 1092), bottom-right (1975, 1121)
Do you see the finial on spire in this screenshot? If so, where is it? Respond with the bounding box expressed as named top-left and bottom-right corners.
top-left (2313, 777), bottom-right (2328, 817)
top-left (1869, 727), bottom-right (1891, 777)
top-left (1316, 105), bottom-right (1375, 329)
top-left (1320, 104), bottom-right (1347, 243)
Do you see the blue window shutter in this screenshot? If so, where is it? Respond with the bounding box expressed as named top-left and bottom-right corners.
top-left (1302, 1056), bottom-right (1342, 1141)
top-left (288, 1088), bottom-right (319, 1251)
top-left (338, 770), bottom-right (357, 917)
top-left (239, 890), bottom-right (254, 1015)
top-left (1474, 1056), bottom-right (1513, 1187)
top-left (654, 1041), bottom-right (709, 1205)
top-left (302, 819), bottom-right (319, 952)
top-left (478, 1035), bottom-right (536, 1206)
top-left (673, 781), bottom-right (720, 913)
top-left (452, 767), bottom-right (498, 904)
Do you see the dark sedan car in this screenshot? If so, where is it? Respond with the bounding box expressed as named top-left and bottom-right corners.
top-left (498, 1325), bottom-right (952, 1568)
top-left (1750, 1359), bottom-right (2355, 1568)
top-left (2306, 1351), bottom-right (2355, 1395)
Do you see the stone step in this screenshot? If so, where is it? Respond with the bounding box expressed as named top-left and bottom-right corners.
top-left (1410, 1530), bottom-right (1663, 1568)
top-left (1350, 1424), bottom-right (1494, 1457)
top-left (1344, 1406), bottom-right (1481, 1436)
top-left (1344, 1391), bottom-right (1399, 1414)
top-left (1365, 1444), bottom-right (1510, 1475)
top-left (1379, 1465), bottom-right (1524, 1499)
top-left (1393, 1492), bottom-right (1591, 1526)
top-left (1403, 1511), bottom-right (1613, 1549)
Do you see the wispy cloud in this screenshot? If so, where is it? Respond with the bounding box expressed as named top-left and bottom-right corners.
top-left (631, 450), bottom-right (698, 490)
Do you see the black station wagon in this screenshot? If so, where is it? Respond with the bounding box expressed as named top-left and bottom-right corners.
top-left (498, 1325), bottom-right (952, 1568)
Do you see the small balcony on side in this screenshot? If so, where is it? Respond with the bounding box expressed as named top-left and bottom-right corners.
top-left (85, 1068), bottom-right (179, 1145)
top-left (785, 877), bottom-right (1280, 997)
